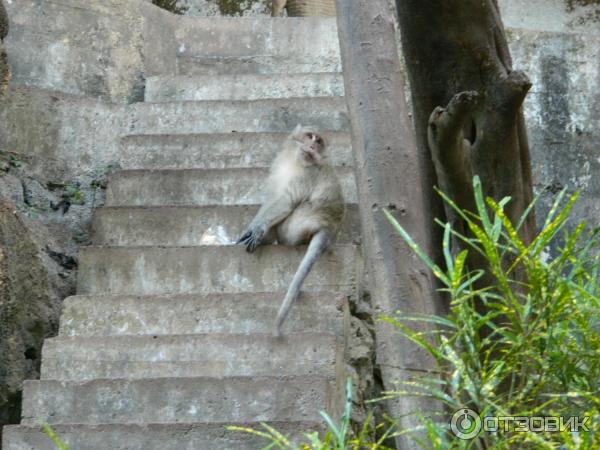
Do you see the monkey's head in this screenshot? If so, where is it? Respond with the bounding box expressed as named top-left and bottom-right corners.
top-left (291, 124), bottom-right (327, 166)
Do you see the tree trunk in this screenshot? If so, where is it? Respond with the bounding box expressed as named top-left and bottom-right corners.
top-left (335, 1), bottom-right (445, 447)
top-left (396, 0), bottom-right (536, 247)
top-left (0, 0), bottom-right (8, 94)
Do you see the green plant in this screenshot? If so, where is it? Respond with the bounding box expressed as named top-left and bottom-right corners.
top-left (42, 423), bottom-right (70, 450)
top-left (1, 153), bottom-right (22, 173)
top-left (9, 154), bottom-right (22, 168)
top-left (382, 177), bottom-right (600, 449)
top-left (64, 182), bottom-right (84, 204)
top-left (227, 378), bottom-right (395, 449)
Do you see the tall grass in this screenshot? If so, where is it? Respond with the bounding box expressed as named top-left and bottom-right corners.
top-left (383, 177), bottom-right (600, 449)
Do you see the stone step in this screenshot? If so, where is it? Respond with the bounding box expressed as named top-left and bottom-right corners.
top-left (178, 55), bottom-right (341, 76)
top-left (21, 376), bottom-right (339, 425)
top-left (126, 98), bottom-right (349, 135)
top-left (175, 17), bottom-right (340, 75)
top-left (118, 132), bottom-right (353, 170)
top-left (77, 245), bottom-right (357, 296)
top-left (3, 421), bottom-right (326, 450)
top-left (105, 168), bottom-right (357, 207)
top-left (92, 205), bottom-right (360, 246)
top-left (41, 333), bottom-right (339, 380)
top-left (59, 292), bottom-right (346, 337)
top-left (145, 73), bottom-right (345, 102)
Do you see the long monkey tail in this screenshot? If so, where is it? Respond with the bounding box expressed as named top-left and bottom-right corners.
top-left (274, 230), bottom-right (331, 337)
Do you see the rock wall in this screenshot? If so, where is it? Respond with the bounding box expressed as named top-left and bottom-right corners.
top-left (0, 199), bottom-right (63, 441)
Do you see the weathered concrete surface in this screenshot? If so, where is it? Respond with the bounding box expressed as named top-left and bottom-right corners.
top-left (126, 98), bottom-right (349, 134)
top-left (21, 376), bottom-right (338, 424)
top-left (4, 0), bottom-right (177, 102)
top-left (174, 17), bottom-right (340, 64)
top-left (59, 292), bottom-right (346, 337)
top-left (4, 421), bottom-right (325, 450)
top-left (105, 168), bottom-right (357, 206)
top-left (178, 54), bottom-right (341, 76)
top-left (174, 17), bottom-right (341, 75)
top-left (41, 333), bottom-right (339, 379)
top-left (92, 205), bottom-right (360, 246)
top-left (77, 245), bottom-right (357, 295)
top-left (499, 0), bottom-right (600, 35)
top-left (0, 200), bottom-right (58, 443)
top-left (119, 131), bottom-right (353, 169)
top-left (146, 73), bottom-right (344, 101)
top-left (509, 29), bottom-right (600, 231)
top-left (4, 4), bottom-right (340, 95)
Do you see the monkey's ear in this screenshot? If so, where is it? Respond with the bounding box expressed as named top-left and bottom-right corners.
top-left (291, 124), bottom-right (305, 141)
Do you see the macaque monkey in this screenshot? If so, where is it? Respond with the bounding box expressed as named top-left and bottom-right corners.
top-left (272, 0), bottom-right (287, 16)
top-left (238, 125), bottom-right (345, 337)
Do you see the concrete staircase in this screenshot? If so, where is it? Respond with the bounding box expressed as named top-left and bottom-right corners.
top-left (3, 17), bottom-right (357, 450)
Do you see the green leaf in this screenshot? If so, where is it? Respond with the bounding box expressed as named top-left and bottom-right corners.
top-left (383, 209), bottom-right (450, 286)
top-left (41, 423), bottom-right (70, 450)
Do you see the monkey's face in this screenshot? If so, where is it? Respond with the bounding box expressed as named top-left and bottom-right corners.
top-left (295, 131), bottom-right (326, 166)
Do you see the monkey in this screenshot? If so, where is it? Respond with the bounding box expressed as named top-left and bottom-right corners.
top-left (272, 0), bottom-right (287, 16)
top-left (238, 124), bottom-right (345, 337)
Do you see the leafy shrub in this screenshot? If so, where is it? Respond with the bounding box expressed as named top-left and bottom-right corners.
top-left (383, 177), bottom-right (600, 449)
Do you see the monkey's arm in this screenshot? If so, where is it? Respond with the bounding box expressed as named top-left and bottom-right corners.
top-left (238, 195), bottom-right (295, 252)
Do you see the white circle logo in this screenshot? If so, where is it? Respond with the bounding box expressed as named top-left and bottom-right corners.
top-left (451, 408), bottom-right (482, 440)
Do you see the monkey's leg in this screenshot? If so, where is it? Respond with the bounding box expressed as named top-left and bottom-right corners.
top-left (276, 205), bottom-right (321, 246)
top-left (274, 229), bottom-right (331, 337)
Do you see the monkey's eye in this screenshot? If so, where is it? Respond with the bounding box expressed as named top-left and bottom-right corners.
top-left (316, 137), bottom-right (323, 145)
top-left (306, 133), bottom-right (314, 139)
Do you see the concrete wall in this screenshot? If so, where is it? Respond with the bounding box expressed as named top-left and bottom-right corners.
top-left (4, 0), bottom-right (178, 102)
top-left (509, 29), bottom-right (600, 232)
top-left (499, 0), bottom-right (599, 35)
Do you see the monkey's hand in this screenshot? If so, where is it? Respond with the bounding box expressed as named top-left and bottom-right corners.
top-left (237, 226), bottom-right (265, 253)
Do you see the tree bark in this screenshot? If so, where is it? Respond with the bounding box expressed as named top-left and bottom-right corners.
top-left (0, 0), bottom-right (8, 95)
top-left (396, 0), bottom-right (535, 246)
top-left (335, 1), bottom-right (445, 447)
